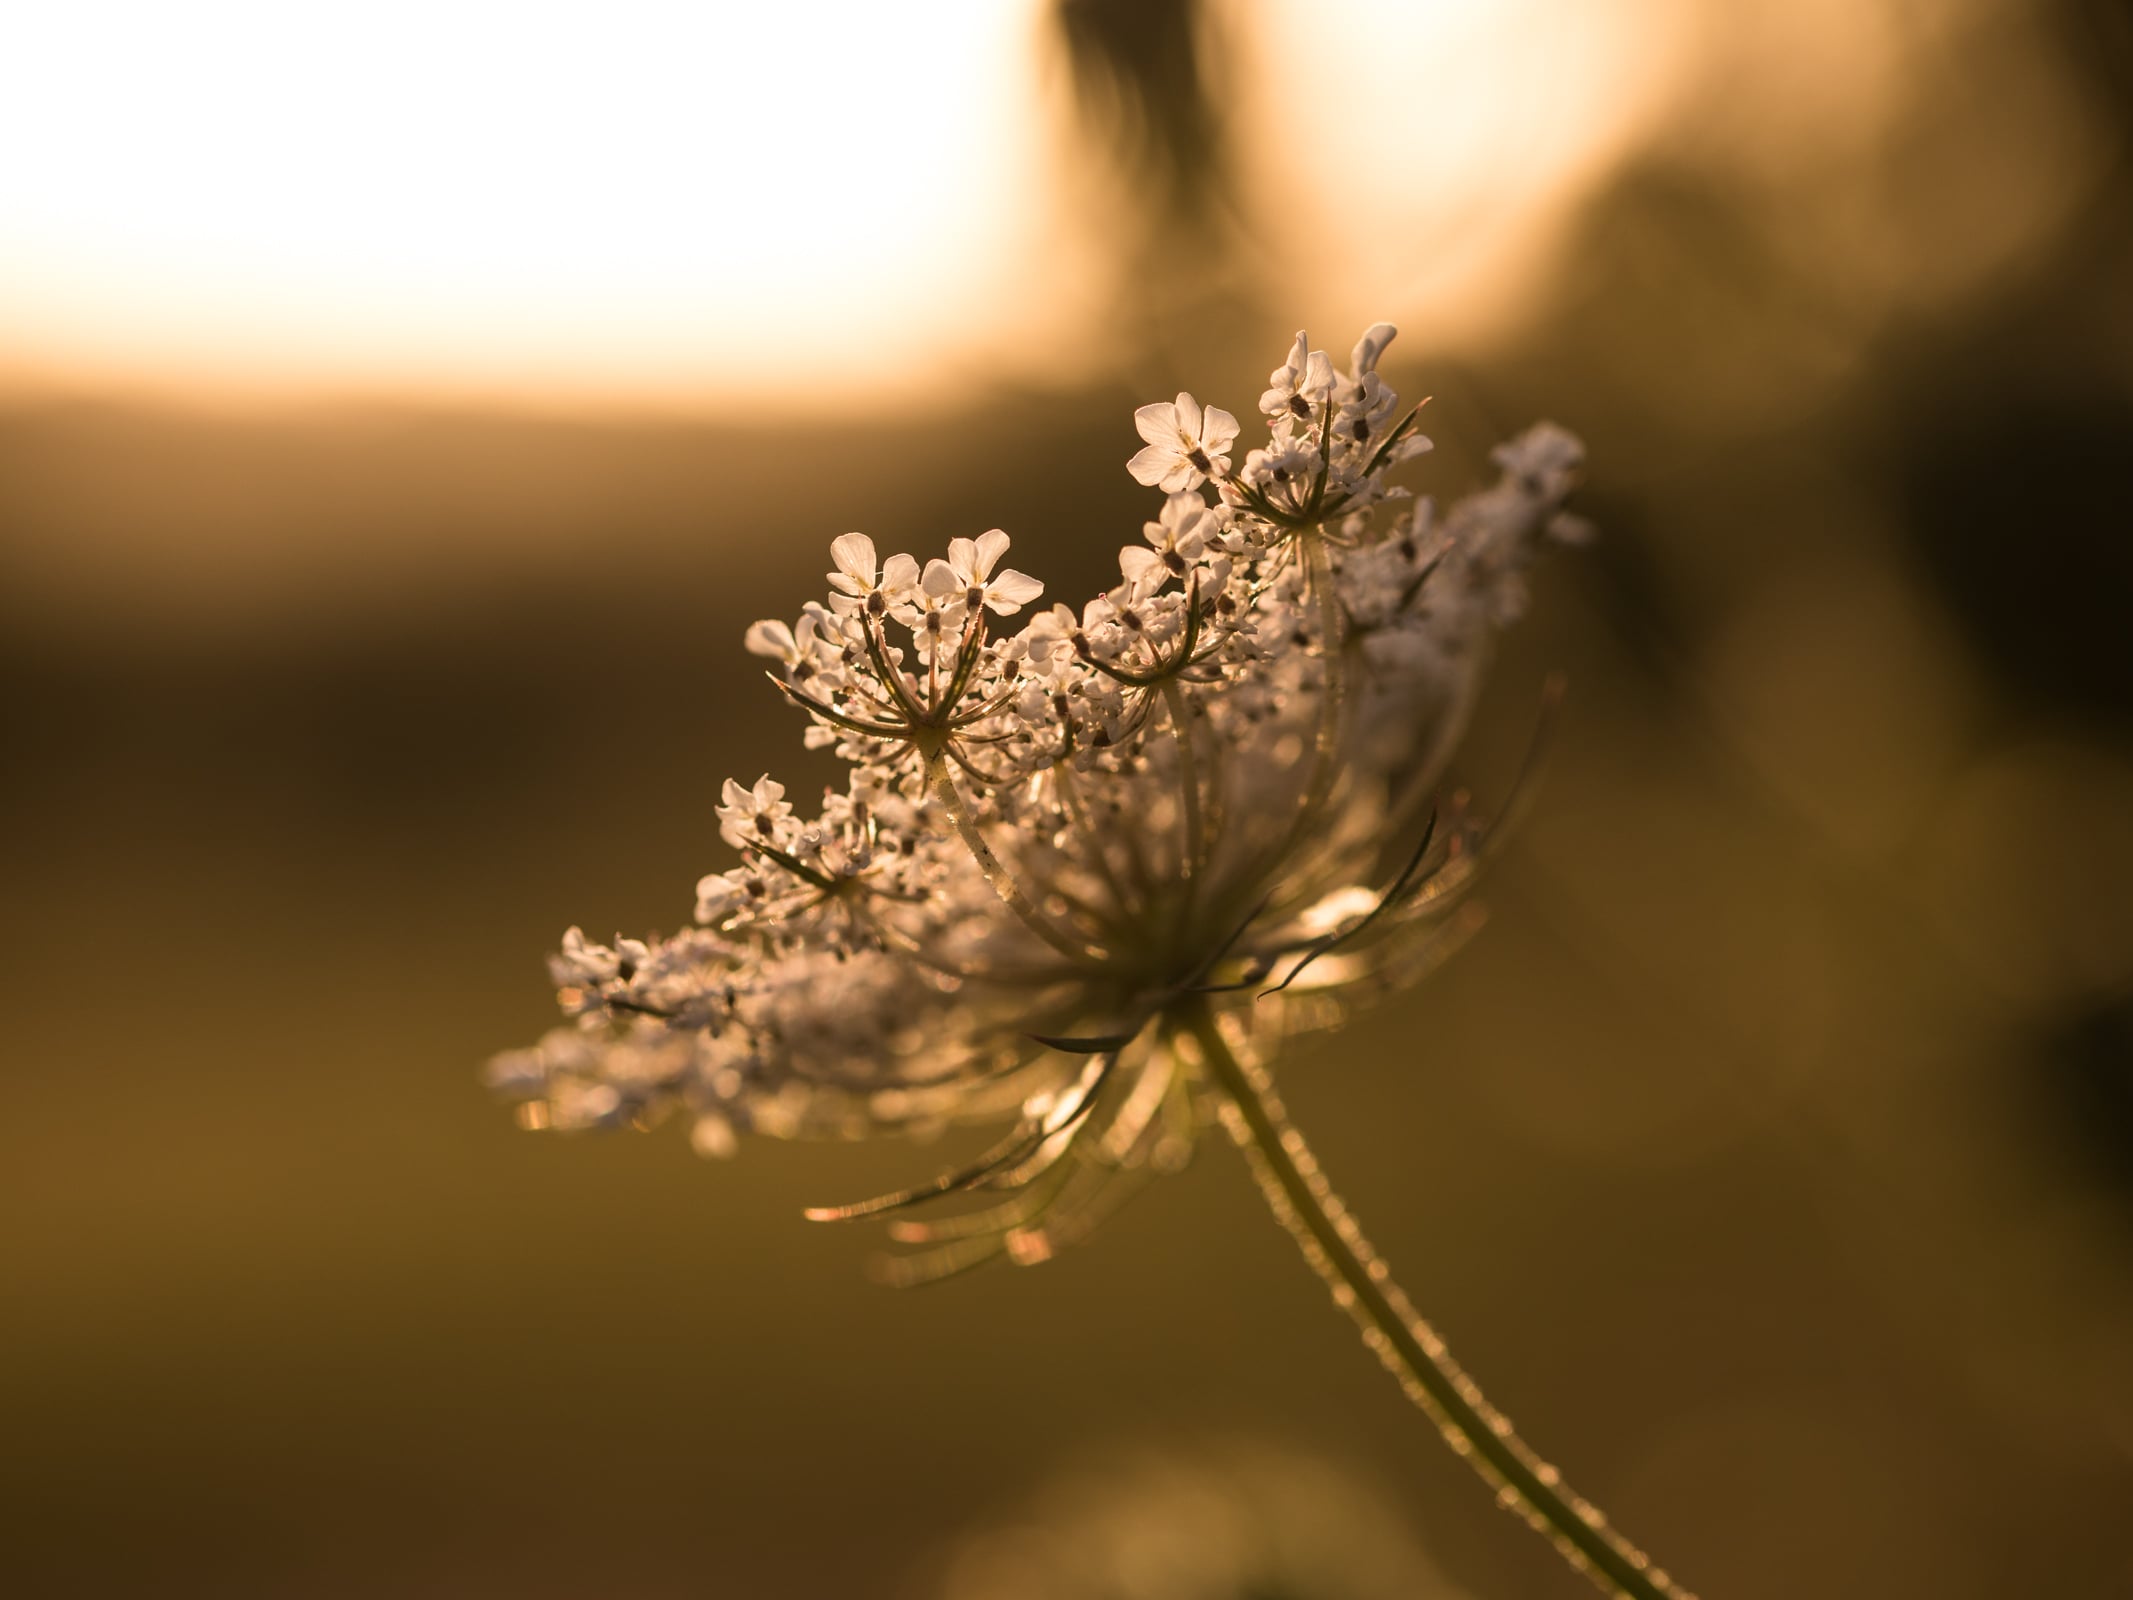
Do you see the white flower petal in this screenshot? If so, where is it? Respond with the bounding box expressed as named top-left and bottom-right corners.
top-left (694, 874), bottom-right (740, 924)
top-left (744, 619), bottom-right (796, 660)
top-left (1201, 405), bottom-right (1239, 452)
top-left (830, 532), bottom-right (877, 583)
top-left (973, 528), bottom-right (1011, 577)
top-left (1271, 331), bottom-right (1307, 386)
top-left (1117, 546), bottom-right (1162, 584)
top-left (985, 569), bottom-right (1044, 613)
top-left (1350, 322), bottom-right (1397, 376)
top-left (1134, 402), bottom-right (1179, 447)
top-left (1127, 443), bottom-right (1176, 487)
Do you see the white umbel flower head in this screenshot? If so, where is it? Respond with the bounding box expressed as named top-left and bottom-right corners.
top-left (490, 323), bottom-right (1585, 1276)
top-left (481, 326), bottom-right (1717, 1600)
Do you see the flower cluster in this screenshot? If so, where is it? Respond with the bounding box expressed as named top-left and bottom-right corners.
top-left (488, 325), bottom-right (1588, 1279)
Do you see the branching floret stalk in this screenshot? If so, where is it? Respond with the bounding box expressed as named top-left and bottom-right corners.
top-left (485, 326), bottom-right (1693, 1599)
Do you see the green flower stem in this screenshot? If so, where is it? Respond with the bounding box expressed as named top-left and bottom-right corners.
top-left (1183, 1001), bottom-right (1695, 1600)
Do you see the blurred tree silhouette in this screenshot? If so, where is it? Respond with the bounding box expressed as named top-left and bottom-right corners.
top-left (1052, 0), bottom-right (1228, 229)
top-left (1890, 0), bottom-right (2133, 730)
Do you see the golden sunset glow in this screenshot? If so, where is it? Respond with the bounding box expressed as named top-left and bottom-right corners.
top-left (1234, 0), bottom-right (1695, 345)
top-left (0, 1), bottom-right (1727, 408)
top-left (0, 1), bottom-right (1063, 407)
top-left (0, 2), bottom-right (2058, 412)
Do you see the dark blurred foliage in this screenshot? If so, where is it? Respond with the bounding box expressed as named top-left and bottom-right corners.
top-left (2046, 989), bottom-right (2133, 1199)
top-left (5, 3), bottom-right (2133, 1597)
top-left (1883, 0), bottom-right (2133, 732)
top-left (1053, 0), bottom-right (1227, 228)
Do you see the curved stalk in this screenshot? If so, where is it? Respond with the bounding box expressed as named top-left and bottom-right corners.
top-left (1298, 530), bottom-right (1349, 826)
top-left (1054, 760), bottom-right (1131, 911)
top-left (926, 756), bottom-right (1104, 965)
top-left (1183, 1002), bottom-right (1695, 1600)
top-left (1237, 529), bottom-right (1351, 903)
top-left (1159, 678), bottom-right (1206, 882)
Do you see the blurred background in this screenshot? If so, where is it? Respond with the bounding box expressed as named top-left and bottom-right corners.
top-left (5, 1), bottom-right (2133, 1594)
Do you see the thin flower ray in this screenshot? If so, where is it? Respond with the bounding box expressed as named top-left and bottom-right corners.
top-left (884, 1168), bottom-right (1072, 1245)
top-left (802, 1053), bottom-right (1118, 1224)
top-left (1026, 1029), bottom-right (1146, 1055)
top-left (1258, 810), bottom-right (1441, 998)
top-left (799, 1123), bottom-right (1057, 1224)
top-left (869, 1230), bottom-right (1013, 1288)
top-left (878, 1130), bottom-right (1160, 1287)
top-left (1378, 677), bottom-right (1568, 931)
top-left (766, 674), bottom-right (908, 738)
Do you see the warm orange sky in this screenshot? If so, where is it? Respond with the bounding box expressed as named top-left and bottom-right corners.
top-left (0, 0), bottom-right (2037, 411)
top-left (0, 2), bottom-right (1072, 406)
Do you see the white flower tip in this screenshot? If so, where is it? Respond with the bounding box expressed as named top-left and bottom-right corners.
top-left (744, 619), bottom-right (794, 659)
top-left (1127, 444), bottom-right (1174, 486)
top-left (987, 570), bottom-right (1044, 612)
top-left (829, 531), bottom-right (877, 580)
top-left (1133, 401), bottom-right (1178, 446)
top-left (1351, 322), bottom-right (1398, 374)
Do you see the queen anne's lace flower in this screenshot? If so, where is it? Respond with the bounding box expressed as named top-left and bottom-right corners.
top-left (488, 326), bottom-right (1702, 1600)
top-left (489, 322), bottom-right (1587, 1269)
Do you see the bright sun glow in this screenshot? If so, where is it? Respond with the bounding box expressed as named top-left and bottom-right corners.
top-left (1237, 0), bottom-right (1695, 348)
top-left (0, 2), bottom-right (1057, 408)
top-left (0, 1), bottom-right (1708, 411)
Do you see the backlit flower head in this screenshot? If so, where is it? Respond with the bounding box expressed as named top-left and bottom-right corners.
top-left (488, 326), bottom-right (1586, 1279)
top-left (484, 330), bottom-right (1713, 1600)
